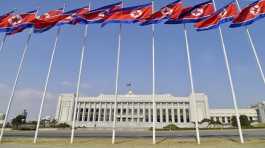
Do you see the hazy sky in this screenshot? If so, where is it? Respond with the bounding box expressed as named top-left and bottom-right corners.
top-left (0, 0), bottom-right (264, 120)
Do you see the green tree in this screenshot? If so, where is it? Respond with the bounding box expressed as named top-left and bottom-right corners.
top-left (231, 115), bottom-right (251, 128)
top-left (11, 115), bottom-right (26, 129)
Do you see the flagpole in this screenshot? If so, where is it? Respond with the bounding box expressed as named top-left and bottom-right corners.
top-left (33, 25), bottom-right (62, 144)
top-left (112, 1), bottom-right (123, 144)
top-left (183, 24), bottom-right (200, 144)
top-left (111, 21), bottom-right (122, 145)
top-left (234, 0), bottom-right (265, 86)
top-left (0, 34), bottom-right (7, 54)
top-left (211, 0), bottom-right (244, 143)
top-left (0, 29), bottom-right (33, 143)
top-left (150, 1), bottom-right (156, 145)
top-left (70, 24), bottom-right (89, 144)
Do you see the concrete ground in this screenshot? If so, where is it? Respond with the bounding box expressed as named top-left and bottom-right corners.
top-left (0, 138), bottom-right (265, 148)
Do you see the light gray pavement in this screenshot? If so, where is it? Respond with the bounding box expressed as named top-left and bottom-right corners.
top-left (1, 128), bottom-right (265, 139)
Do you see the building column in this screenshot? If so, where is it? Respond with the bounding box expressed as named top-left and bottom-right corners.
top-left (126, 102), bottom-right (129, 122)
top-left (92, 103), bottom-right (96, 123)
top-left (103, 102), bottom-right (108, 122)
top-left (87, 103), bottom-right (91, 122)
top-left (137, 103), bottom-right (140, 123)
top-left (143, 103), bottom-right (146, 123)
top-left (172, 103), bottom-right (175, 123)
top-left (76, 102), bottom-right (81, 121)
top-left (177, 105), bottom-right (180, 123)
top-left (109, 103), bottom-right (113, 122)
top-left (160, 107), bottom-right (163, 123)
top-left (82, 103), bottom-right (86, 122)
top-left (148, 104), bottom-right (151, 123)
top-left (166, 103), bottom-right (169, 123)
top-left (98, 103), bottom-right (102, 122)
top-left (183, 107), bottom-right (187, 123)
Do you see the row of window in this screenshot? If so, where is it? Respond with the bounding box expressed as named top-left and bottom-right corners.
top-left (76, 107), bottom-right (190, 123)
top-left (210, 116), bottom-right (253, 123)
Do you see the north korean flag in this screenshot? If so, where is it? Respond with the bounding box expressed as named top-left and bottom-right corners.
top-left (165, 0), bottom-right (214, 24)
top-left (6, 10), bottom-right (37, 35)
top-left (141, 0), bottom-right (183, 26)
top-left (102, 3), bottom-right (152, 26)
top-left (34, 8), bottom-right (68, 33)
top-left (195, 1), bottom-right (238, 31)
top-left (59, 6), bottom-right (89, 25)
top-left (230, 0), bottom-right (265, 28)
top-left (77, 2), bottom-right (122, 24)
top-left (0, 11), bottom-right (15, 32)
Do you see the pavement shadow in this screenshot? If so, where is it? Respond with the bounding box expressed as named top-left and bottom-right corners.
top-left (115, 139), bottom-right (135, 144)
top-left (156, 137), bottom-right (168, 144)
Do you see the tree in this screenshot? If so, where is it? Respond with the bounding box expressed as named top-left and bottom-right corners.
top-left (11, 115), bottom-right (26, 129)
top-left (231, 115), bottom-right (251, 128)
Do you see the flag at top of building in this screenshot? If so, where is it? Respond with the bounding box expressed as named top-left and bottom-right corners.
top-left (165, 0), bottom-right (214, 24)
top-left (34, 8), bottom-right (68, 33)
top-left (76, 2), bottom-right (122, 24)
top-left (0, 10), bottom-right (15, 32)
top-left (230, 0), bottom-right (265, 28)
top-left (6, 10), bottom-right (37, 35)
top-left (59, 5), bottom-right (89, 25)
top-left (101, 3), bottom-right (152, 26)
top-left (194, 1), bottom-right (238, 31)
top-left (141, 0), bottom-right (183, 26)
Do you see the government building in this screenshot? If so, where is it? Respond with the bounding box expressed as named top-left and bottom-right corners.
top-left (55, 92), bottom-right (265, 128)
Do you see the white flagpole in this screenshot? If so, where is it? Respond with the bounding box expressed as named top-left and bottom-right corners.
top-left (111, 21), bottom-right (122, 146)
top-left (112, 1), bottom-right (123, 144)
top-left (0, 29), bottom-right (33, 142)
top-left (234, 0), bottom-right (265, 86)
top-left (0, 34), bottom-right (7, 54)
top-left (211, 0), bottom-right (244, 144)
top-left (183, 24), bottom-right (200, 144)
top-left (151, 1), bottom-right (156, 145)
top-left (70, 24), bottom-right (89, 144)
top-left (33, 23), bottom-right (63, 144)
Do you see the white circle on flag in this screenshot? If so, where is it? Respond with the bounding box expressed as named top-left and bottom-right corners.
top-left (8, 15), bottom-right (22, 25)
top-left (98, 12), bottom-right (105, 18)
top-left (250, 5), bottom-right (261, 16)
top-left (161, 7), bottom-right (173, 16)
top-left (43, 13), bottom-right (51, 19)
top-left (130, 10), bottom-right (143, 18)
top-left (191, 8), bottom-right (204, 17)
top-left (219, 9), bottom-right (227, 17)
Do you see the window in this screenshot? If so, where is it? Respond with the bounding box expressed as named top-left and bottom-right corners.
top-left (122, 109), bottom-right (126, 115)
top-left (100, 109), bottom-right (104, 121)
top-left (186, 109), bottom-right (190, 123)
top-left (150, 109), bottom-right (153, 122)
top-left (84, 108), bottom-right (89, 121)
top-left (174, 109), bottom-right (178, 123)
top-left (134, 109), bottom-right (137, 115)
top-left (145, 109), bottom-right (149, 122)
top-left (89, 109), bottom-right (94, 121)
top-left (169, 109), bottom-right (172, 122)
top-left (140, 109), bottom-right (143, 115)
top-left (227, 117), bottom-right (231, 123)
top-left (128, 109), bottom-right (132, 115)
top-left (162, 109), bottom-right (166, 122)
top-left (180, 109), bottom-right (184, 123)
top-left (106, 109), bottom-right (110, 122)
top-left (157, 109), bottom-right (160, 122)
top-left (222, 117), bottom-right (225, 123)
top-left (95, 109), bottom-right (99, 121)
top-left (79, 108), bottom-right (83, 121)
top-left (117, 109), bottom-right (121, 115)
top-left (122, 117), bottom-right (126, 122)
